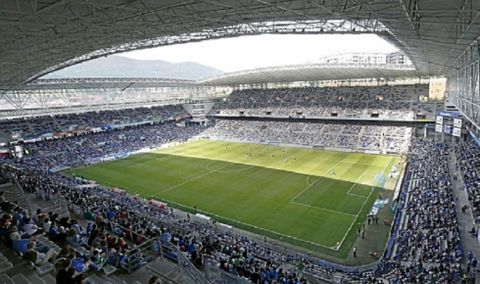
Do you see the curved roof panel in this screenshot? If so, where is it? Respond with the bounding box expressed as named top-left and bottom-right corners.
top-left (0, 0), bottom-right (479, 88)
top-left (198, 64), bottom-right (418, 86)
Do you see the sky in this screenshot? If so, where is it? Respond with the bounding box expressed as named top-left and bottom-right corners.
top-left (120, 34), bottom-right (398, 72)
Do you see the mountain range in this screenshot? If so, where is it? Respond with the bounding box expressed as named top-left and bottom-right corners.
top-left (43, 55), bottom-right (224, 80)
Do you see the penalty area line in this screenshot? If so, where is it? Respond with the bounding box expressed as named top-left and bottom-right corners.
top-left (289, 201), bottom-right (356, 217)
top-left (157, 197), bottom-right (337, 250)
top-left (345, 169), bottom-right (372, 198)
top-left (335, 156), bottom-right (394, 250)
top-left (290, 176), bottom-right (321, 202)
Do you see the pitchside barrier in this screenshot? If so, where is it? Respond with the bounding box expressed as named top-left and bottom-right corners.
top-left (206, 137), bottom-right (390, 155)
top-left (325, 146), bottom-right (354, 152)
top-left (60, 140), bottom-right (409, 282)
top-left (71, 165), bottom-right (411, 283)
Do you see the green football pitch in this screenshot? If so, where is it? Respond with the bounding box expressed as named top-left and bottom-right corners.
top-left (67, 139), bottom-right (400, 259)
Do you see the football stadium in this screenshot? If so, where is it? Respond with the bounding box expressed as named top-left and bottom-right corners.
top-left (0, 1), bottom-right (480, 284)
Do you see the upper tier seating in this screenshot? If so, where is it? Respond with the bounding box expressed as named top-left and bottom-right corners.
top-left (214, 84), bottom-right (438, 120)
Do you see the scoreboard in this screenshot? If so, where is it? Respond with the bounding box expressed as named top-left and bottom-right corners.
top-left (435, 111), bottom-right (462, 137)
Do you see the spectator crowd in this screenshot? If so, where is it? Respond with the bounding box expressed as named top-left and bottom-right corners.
top-left (215, 84), bottom-right (438, 121)
top-left (391, 139), bottom-right (462, 283)
top-left (15, 122), bottom-right (202, 172)
top-left (455, 139), bottom-right (480, 221)
top-left (204, 120), bottom-right (412, 153)
top-left (0, 88), bottom-right (471, 283)
top-left (0, 137), bottom-right (468, 283)
top-left (0, 105), bottom-right (185, 144)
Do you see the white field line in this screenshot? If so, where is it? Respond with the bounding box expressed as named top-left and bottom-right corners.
top-left (295, 176), bottom-right (359, 218)
top-left (345, 170), bottom-right (372, 198)
top-left (323, 154), bottom-right (351, 176)
top-left (346, 191), bottom-right (368, 198)
top-left (290, 177), bottom-right (321, 202)
top-left (305, 175), bottom-right (313, 186)
top-left (296, 154), bottom-right (351, 200)
top-left (153, 145), bottom-right (394, 251)
top-left (152, 161), bottom-right (235, 196)
top-left (159, 140), bottom-right (356, 183)
top-left (335, 156), bottom-right (394, 250)
top-left (301, 154), bottom-right (352, 187)
top-left (160, 197), bottom-right (336, 250)
top-left (295, 157), bottom-right (375, 220)
top-left (298, 157), bottom-right (373, 216)
top-left (335, 185), bottom-right (375, 251)
top-left (206, 162), bottom-right (254, 173)
top-left (153, 162), bottom-right (340, 250)
top-left (289, 201), bottom-right (356, 217)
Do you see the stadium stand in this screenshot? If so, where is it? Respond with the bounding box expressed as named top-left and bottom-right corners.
top-left (0, 105), bottom-right (186, 144)
top-left (203, 120), bottom-right (412, 153)
top-left (454, 139), bottom-right (480, 221)
top-left (1, 0), bottom-right (479, 282)
top-left (390, 139), bottom-right (462, 282)
top-left (16, 122), bottom-right (202, 172)
top-left (0, 137), bottom-right (467, 283)
top-left (0, 79), bottom-right (474, 283)
top-left (214, 85), bottom-right (438, 120)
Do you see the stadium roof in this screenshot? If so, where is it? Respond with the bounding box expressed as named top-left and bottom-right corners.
top-left (27, 77), bottom-right (196, 89)
top-left (1, 0), bottom-right (479, 89)
top-left (197, 63), bottom-right (418, 86)
top-left (19, 63), bottom-right (417, 89)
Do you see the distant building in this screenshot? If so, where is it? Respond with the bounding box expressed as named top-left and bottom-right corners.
top-left (316, 51), bottom-right (412, 66)
top-left (386, 51), bottom-right (411, 65)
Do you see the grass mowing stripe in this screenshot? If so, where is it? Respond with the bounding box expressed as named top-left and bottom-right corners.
top-left (155, 140), bottom-right (396, 189)
top-left (152, 161), bottom-right (236, 196)
top-left (337, 185), bottom-right (375, 249)
top-left (156, 197), bottom-right (336, 250)
top-left (66, 140), bottom-right (399, 260)
top-left (289, 201), bottom-right (356, 217)
top-left (289, 177), bottom-right (321, 202)
top-left (336, 156), bottom-right (395, 248)
top-left (346, 170), bottom-right (374, 198)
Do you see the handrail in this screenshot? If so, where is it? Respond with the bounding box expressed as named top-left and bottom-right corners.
top-left (96, 210), bottom-right (154, 242)
top-left (0, 163), bottom-right (418, 283)
top-left (124, 237), bottom-right (158, 274)
top-left (203, 256), bottom-right (250, 284)
top-left (13, 180), bottom-right (32, 213)
top-left (146, 265), bottom-right (179, 284)
top-left (160, 240), bottom-right (212, 284)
